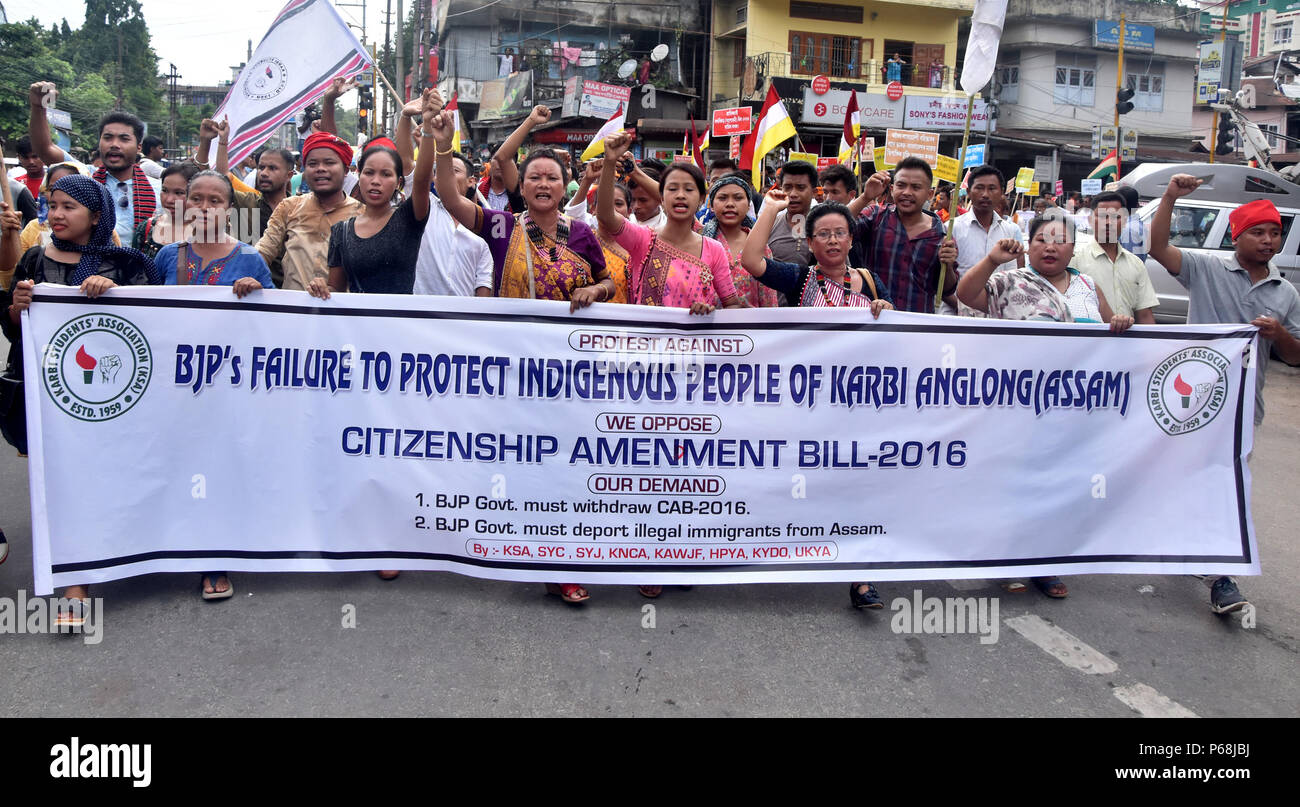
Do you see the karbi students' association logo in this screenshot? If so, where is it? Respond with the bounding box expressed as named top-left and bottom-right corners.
top-left (1148, 347), bottom-right (1229, 435)
top-left (43, 314), bottom-right (152, 422)
top-left (243, 57), bottom-right (288, 101)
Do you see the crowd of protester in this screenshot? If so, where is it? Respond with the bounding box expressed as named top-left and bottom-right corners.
top-left (2, 78), bottom-right (1298, 626)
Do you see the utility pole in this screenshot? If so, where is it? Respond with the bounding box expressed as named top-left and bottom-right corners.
top-left (116, 30), bottom-right (124, 108)
top-left (1209, 2), bottom-right (1230, 164)
top-left (383, 0), bottom-right (392, 121)
top-left (166, 63), bottom-right (181, 153)
top-left (414, 0), bottom-right (425, 96)
top-left (1113, 12), bottom-right (1126, 181)
top-left (396, 0), bottom-right (405, 101)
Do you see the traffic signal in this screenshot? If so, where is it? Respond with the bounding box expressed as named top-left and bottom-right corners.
top-left (358, 106), bottom-right (370, 132)
top-left (1215, 114), bottom-right (1234, 156)
top-left (1116, 87), bottom-right (1135, 115)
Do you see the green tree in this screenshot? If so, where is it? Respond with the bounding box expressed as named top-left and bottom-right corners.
top-left (62, 0), bottom-right (161, 119)
top-left (173, 103), bottom-right (216, 151)
top-left (0, 21), bottom-right (75, 143)
top-left (335, 108), bottom-right (359, 144)
top-left (62, 74), bottom-right (117, 150)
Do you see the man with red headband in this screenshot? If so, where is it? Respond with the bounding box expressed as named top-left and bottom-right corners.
top-left (1150, 174), bottom-right (1300, 616)
top-left (256, 129), bottom-right (361, 290)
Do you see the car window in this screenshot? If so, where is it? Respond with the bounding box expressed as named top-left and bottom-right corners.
top-left (1218, 213), bottom-right (1295, 250)
top-left (1169, 206), bottom-right (1221, 249)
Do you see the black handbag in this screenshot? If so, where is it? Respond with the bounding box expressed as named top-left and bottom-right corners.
top-left (0, 359), bottom-right (27, 455)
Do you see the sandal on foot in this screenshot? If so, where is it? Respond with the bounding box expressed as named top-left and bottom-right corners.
top-left (638, 585), bottom-right (663, 598)
top-left (999, 580), bottom-right (1028, 593)
top-left (1032, 576), bottom-right (1068, 599)
top-left (850, 582), bottom-right (883, 609)
top-left (201, 572), bottom-right (234, 601)
top-left (0, 529), bottom-right (8, 565)
top-left (378, 570), bottom-right (400, 580)
top-left (545, 583), bottom-right (590, 604)
top-left (55, 597), bottom-right (88, 631)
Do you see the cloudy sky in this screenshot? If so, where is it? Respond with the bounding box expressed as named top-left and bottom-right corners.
top-left (4, 0), bottom-right (391, 86)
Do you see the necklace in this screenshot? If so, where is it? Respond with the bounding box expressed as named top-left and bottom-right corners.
top-left (524, 213), bottom-right (568, 261)
top-left (815, 267), bottom-right (852, 305)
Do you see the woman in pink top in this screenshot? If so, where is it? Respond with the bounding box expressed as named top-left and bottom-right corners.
top-left (596, 132), bottom-right (743, 314)
top-left (595, 133), bottom-right (742, 598)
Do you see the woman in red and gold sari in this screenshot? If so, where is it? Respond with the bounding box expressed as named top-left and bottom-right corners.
top-left (432, 104), bottom-right (613, 311)
top-left (431, 106), bottom-right (615, 605)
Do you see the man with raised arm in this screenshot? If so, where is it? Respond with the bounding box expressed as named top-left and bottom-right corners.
top-left (1148, 173), bottom-right (1300, 615)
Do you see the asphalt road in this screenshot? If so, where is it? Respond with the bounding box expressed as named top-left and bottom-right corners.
top-left (1, 363), bottom-right (1297, 718)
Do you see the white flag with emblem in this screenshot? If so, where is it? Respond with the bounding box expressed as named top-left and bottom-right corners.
top-left (209, 0), bottom-right (372, 167)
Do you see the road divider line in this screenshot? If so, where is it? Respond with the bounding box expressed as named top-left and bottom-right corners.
top-left (1113, 683), bottom-right (1199, 718)
top-left (1004, 614), bottom-right (1119, 675)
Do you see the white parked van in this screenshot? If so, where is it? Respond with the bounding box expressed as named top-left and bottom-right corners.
top-left (1119, 163), bottom-right (1300, 323)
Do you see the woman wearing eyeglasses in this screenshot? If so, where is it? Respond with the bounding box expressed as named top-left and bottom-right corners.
top-left (741, 190), bottom-right (892, 315)
top-left (741, 189), bottom-right (895, 610)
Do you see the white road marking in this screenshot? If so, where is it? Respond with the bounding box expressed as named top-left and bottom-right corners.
top-left (1004, 614), bottom-right (1119, 675)
top-left (1113, 683), bottom-right (1199, 718)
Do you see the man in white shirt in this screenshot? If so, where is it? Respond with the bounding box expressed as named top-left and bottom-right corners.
top-left (415, 152), bottom-right (493, 297)
top-left (139, 135), bottom-right (166, 179)
top-left (1068, 190), bottom-right (1158, 323)
top-left (950, 165), bottom-right (1023, 316)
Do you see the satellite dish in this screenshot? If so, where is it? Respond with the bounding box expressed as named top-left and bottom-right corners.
top-left (617, 59), bottom-right (637, 79)
top-left (650, 44), bottom-right (669, 63)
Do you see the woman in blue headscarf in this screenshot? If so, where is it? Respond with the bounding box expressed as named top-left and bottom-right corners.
top-left (0, 174), bottom-right (159, 628)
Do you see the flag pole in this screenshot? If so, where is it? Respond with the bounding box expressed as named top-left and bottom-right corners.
top-left (936, 94), bottom-right (975, 311)
top-left (373, 64), bottom-right (406, 110)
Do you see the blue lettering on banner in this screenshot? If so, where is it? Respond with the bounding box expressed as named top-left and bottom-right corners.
top-left (177, 348), bottom-right (1131, 416)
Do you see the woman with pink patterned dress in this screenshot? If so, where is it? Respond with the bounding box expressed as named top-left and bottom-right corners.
top-left (595, 132), bottom-right (743, 317)
top-left (595, 132), bottom-right (743, 597)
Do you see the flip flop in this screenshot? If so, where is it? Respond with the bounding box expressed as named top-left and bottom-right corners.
top-left (0, 529), bottom-right (8, 565)
top-left (1032, 576), bottom-right (1069, 599)
top-left (55, 597), bottom-right (87, 631)
top-left (201, 572), bottom-right (234, 601)
top-left (999, 581), bottom-right (1028, 593)
top-left (638, 585), bottom-right (663, 599)
top-left (545, 583), bottom-right (590, 604)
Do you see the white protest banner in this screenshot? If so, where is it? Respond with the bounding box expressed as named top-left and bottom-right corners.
top-left (23, 288), bottom-right (1258, 595)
